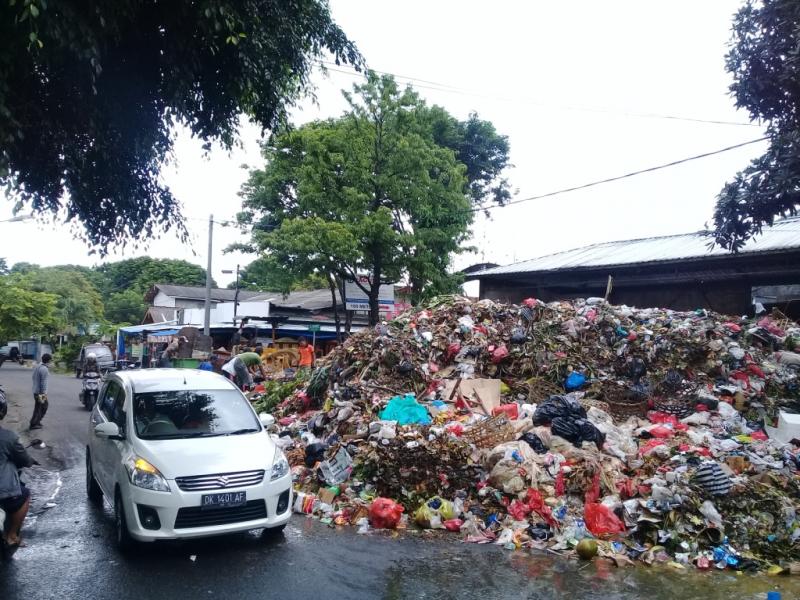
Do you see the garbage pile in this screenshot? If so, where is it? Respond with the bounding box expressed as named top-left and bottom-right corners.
top-left (257, 296), bottom-right (800, 572)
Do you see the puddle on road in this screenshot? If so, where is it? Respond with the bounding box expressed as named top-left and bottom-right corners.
top-left (20, 465), bottom-right (63, 527)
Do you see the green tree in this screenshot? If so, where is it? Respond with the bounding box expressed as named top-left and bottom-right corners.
top-left (96, 257), bottom-right (212, 295)
top-left (240, 73), bottom-right (511, 324)
top-left (19, 267), bottom-right (105, 335)
top-left (0, 277), bottom-right (58, 340)
top-left (9, 262), bottom-right (39, 275)
top-left (0, 258), bottom-right (7, 275)
top-left (713, 0), bottom-right (800, 250)
top-left (104, 289), bottom-right (147, 325)
top-left (0, 1), bottom-right (361, 251)
top-left (233, 257), bottom-right (328, 292)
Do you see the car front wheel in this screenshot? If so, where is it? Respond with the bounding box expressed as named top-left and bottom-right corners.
top-left (114, 490), bottom-right (136, 553)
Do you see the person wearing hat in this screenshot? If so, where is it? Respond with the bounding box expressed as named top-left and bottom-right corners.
top-left (209, 347), bottom-right (232, 375)
top-left (0, 389), bottom-right (35, 557)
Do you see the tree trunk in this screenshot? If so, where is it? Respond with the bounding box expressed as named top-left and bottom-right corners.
top-left (338, 280), bottom-right (352, 334)
top-left (368, 258), bottom-right (383, 326)
top-left (328, 275), bottom-right (342, 343)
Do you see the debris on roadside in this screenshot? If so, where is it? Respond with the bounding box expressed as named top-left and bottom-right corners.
top-left (248, 295), bottom-right (800, 572)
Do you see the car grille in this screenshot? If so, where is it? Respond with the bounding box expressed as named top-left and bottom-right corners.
top-left (175, 470), bottom-right (265, 491)
top-left (174, 500), bottom-right (267, 529)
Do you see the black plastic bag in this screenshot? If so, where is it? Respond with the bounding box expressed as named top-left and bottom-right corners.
top-left (626, 357), bottom-right (647, 382)
top-left (577, 419), bottom-right (606, 450)
top-left (551, 417), bottom-right (605, 450)
top-left (532, 395), bottom-right (586, 426)
top-left (510, 328), bottom-right (527, 344)
top-left (304, 442), bottom-right (327, 467)
top-left (519, 432), bottom-right (548, 454)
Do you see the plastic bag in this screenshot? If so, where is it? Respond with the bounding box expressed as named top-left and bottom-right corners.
top-left (304, 442), bottom-right (327, 467)
top-left (551, 417), bottom-right (605, 449)
top-left (491, 344), bottom-right (509, 363)
top-left (519, 432), bottom-right (548, 454)
top-left (414, 496), bottom-right (455, 528)
top-left (584, 503), bottom-right (625, 536)
top-left (565, 372), bottom-right (586, 391)
top-left (368, 498), bottom-right (404, 529)
top-left (508, 499), bottom-right (531, 521)
top-left (443, 518), bottom-right (463, 532)
top-left (533, 395), bottom-right (586, 425)
top-left (379, 393), bottom-right (431, 425)
top-left (700, 500), bottom-right (723, 528)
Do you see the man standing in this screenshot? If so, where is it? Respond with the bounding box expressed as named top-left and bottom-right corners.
top-left (297, 337), bottom-right (315, 370)
top-left (0, 392), bottom-right (35, 557)
top-left (30, 353), bottom-right (51, 430)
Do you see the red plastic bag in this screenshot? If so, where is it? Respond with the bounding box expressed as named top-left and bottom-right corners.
top-left (584, 472), bottom-right (601, 504)
top-left (584, 503), bottom-right (625, 536)
top-left (649, 425), bottom-right (675, 438)
top-left (443, 518), bottom-right (463, 532)
top-left (555, 469), bottom-right (565, 497)
top-left (508, 499), bottom-right (531, 521)
top-left (492, 403), bottom-right (519, 420)
top-left (446, 343), bottom-right (461, 360)
top-left (750, 430), bottom-right (768, 441)
top-left (368, 498), bottom-right (404, 529)
top-left (525, 488), bottom-right (557, 527)
top-left (523, 298), bottom-right (537, 308)
top-left (491, 344), bottom-right (509, 363)
top-left (616, 478), bottom-right (635, 499)
top-left (639, 438), bottom-right (668, 456)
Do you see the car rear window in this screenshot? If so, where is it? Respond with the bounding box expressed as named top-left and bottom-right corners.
top-left (133, 389), bottom-right (261, 440)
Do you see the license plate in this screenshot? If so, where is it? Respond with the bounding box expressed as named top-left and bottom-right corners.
top-left (201, 491), bottom-right (246, 510)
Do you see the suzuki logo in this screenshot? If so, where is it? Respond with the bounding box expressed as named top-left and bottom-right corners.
top-left (217, 476), bottom-right (229, 487)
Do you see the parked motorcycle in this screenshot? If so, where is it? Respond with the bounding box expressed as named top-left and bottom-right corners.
top-left (80, 371), bottom-right (102, 410)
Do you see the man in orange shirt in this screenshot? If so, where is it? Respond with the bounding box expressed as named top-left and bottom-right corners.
top-left (297, 337), bottom-right (315, 369)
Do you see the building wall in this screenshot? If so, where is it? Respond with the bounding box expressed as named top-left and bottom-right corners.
top-left (174, 299), bottom-right (206, 309)
top-left (152, 291), bottom-right (176, 307)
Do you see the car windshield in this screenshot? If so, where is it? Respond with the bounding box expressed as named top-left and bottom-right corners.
top-left (133, 389), bottom-right (261, 440)
top-left (88, 347), bottom-right (112, 359)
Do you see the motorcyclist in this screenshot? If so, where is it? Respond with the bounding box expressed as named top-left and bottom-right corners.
top-left (84, 352), bottom-right (99, 376)
top-left (0, 389), bottom-right (35, 558)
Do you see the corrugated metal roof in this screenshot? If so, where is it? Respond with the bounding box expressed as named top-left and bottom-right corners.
top-left (475, 216), bottom-right (800, 277)
top-left (152, 284), bottom-right (263, 302)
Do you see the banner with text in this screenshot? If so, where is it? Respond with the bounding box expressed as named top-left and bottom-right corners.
top-left (345, 277), bottom-right (395, 312)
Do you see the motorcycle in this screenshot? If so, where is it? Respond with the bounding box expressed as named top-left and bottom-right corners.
top-left (80, 371), bottom-right (102, 410)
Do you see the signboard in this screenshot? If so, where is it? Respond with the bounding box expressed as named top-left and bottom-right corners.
top-left (307, 324), bottom-right (321, 332)
top-left (344, 277), bottom-right (395, 312)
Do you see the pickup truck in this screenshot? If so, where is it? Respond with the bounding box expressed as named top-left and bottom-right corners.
top-left (74, 343), bottom-right (115, 377)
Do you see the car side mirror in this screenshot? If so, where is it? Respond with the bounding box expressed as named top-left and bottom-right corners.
top-left (94, 422), bottom-right (124, 440)
top-left (259, 413), bottom-right (275, 428)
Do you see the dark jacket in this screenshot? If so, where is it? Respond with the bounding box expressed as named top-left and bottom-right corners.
top-left (0, 427), bottom-right (34, 499)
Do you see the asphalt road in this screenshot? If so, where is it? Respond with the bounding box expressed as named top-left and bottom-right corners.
top-left (0, 363), bottom-right (796, 600)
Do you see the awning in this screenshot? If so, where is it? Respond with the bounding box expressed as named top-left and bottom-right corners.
top-left (118, 323), bottom-right (181, 334)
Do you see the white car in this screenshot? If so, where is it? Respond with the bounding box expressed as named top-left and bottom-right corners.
top-left (85, 369), bottom-right (292, 550)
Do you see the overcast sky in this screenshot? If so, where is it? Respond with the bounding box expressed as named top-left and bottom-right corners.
top-left (0, 0), bottom-right (767, 291)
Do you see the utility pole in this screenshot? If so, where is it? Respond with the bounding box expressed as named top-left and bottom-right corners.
top-left (203, 214), bottom-right (213, 336)
top-left (233, 264), bottom-right (240, 323)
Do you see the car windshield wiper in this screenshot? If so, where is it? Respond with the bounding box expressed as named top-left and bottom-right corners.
top-left (141, 431), bottom-right (223, 440)
top-left (224, 428), bottom-right (260, 436)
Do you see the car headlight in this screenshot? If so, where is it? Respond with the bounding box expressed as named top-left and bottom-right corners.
top-left (270, 450), bottom-right (289, 481)
top-left (125, 457), bottom-right (170, 492)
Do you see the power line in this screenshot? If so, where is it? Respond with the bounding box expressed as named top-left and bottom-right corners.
top-left (468, 136), bottom-right (769, 214)
top-left (320, 61), bottom-right (760, 128)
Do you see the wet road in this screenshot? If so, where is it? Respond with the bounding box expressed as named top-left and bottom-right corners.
top-left (1, 364), bottom-right (797, 600)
